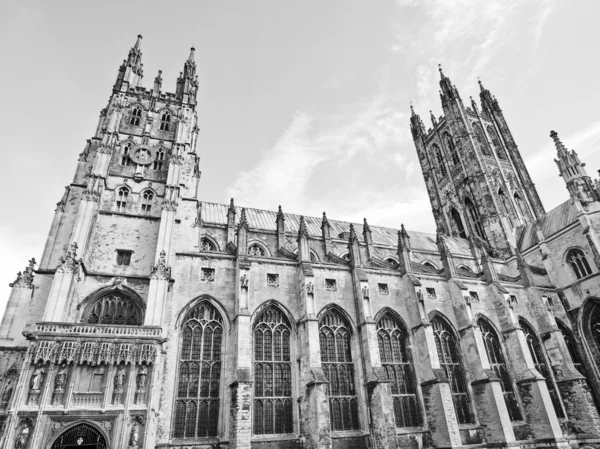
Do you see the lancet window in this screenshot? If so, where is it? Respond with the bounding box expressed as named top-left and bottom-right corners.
top-left (153, 149), bottom-right (165, 170)
top-left (121, 142), bottom-right (132, 166)
top-left (82, 292), bottom-right (143, 325)
top-left (116, 187), bottom-right (129, 213)
top-left (487, 126), bottom-right (506, 160)
top-left (567, 248), bottom-right (592, 280)
top-left (431, 316), bottom-right (474, 424)
top-left (451, 208), bottom-right (466, 238)
top-left (173, 302), bottom-right (223, 438)
top-left (473, 123), bottom-right (490, 156)
top-left (248, 244), bottom-right (266, 257)
top-left (444, 133), bottom-right (459, 166)
top-left (519, 319), bottom-right (566, 419)
top-left (253, 306), bottom-right (293, 435)
top-left (320, 309), bottom-right (359, 431)
top-left (130, 106), bottom-right (142, 126)
top-left (588, 304), bottom-right (600, 373)
top-left (160, 112), bottom-right (171, 131)
top-left (465, 198), bottom-right (485, 240)
top-left (141, 190), bottom-right (153, 215)
top-left (478, 319), bottom-right (522, 421)
top-left (377, 312), bottom-right (420, 427)
top-left (200, 238), bottom-right (216, 252)
top-left (433, 144), bottom-right (447, 177)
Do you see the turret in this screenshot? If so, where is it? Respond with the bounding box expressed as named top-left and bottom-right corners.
top-left (439, 64), bottom-right (461, 105)
top-left (176, 47), bottom-right (199, 105)
top-left (478, 79), bottom-right (500, 114)
top-left (551, 130), bottom-right (598, 204)
top-left (113, 35), bottom-right (144, 92)
top-left (410, 104), bottom-right (426, 139)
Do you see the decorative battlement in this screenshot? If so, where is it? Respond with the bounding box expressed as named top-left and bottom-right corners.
top-left (34, 322), bottom-right (162, 338)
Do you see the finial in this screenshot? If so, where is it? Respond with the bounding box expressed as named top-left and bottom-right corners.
top-left (550, 130), bottom-right (567, 154)
top-left (239, 208), bottom-right (248, 227)
top-left (363, 218), bottom-right (371, 233)
top-left (277, 205), bottom-right (284, 221)
top-left (228, 198), bottom-right (236, 215)
top-left (438, 64), bottom-right (445, 79)
top-left (349, 223), bottom-right (357, 241)
top-left (298, 216), bottom-right (308, 238)
top-left (410, 102), bottom-right (415, 116)
top-left (429, 110), bottom-right (436, 124)
top-left (134, 34), bottom-right (143, 49)
top-left (188, 46), bottom-right (195, 62)
top-left (321, 211), bottom-right (330, 228)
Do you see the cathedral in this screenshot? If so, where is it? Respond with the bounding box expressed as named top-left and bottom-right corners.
top-left (1, 35), bottom-right (600, 449)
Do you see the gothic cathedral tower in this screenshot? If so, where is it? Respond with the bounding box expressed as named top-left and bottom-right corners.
top-left (411, 67), bottom-right (545, 256)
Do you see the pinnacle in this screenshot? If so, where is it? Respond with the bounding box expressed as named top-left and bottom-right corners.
top-left (134, 34), bottom-right (143, 50)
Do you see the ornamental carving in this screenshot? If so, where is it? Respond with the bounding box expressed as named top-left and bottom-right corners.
top-left (129, 145), bottom-right (156, 166)
top-left (9, 258), bottom-right (36, 289)
top-left (14, 417), bottom-right (33, 449)
top-left (52, 364), bottom-right (68, 406)
top-left (27, 365), bottom-right (45, 406)
top-left (56, 243), bottom-right (80, 275)
top-left (112, 364), bottom-right (127, 405)
top-left (134, 366), bottom-right (148, 404)
top-left (150, 250), bottom-right (171, 280)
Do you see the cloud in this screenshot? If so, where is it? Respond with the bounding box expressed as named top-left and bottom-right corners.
top-left (225, 94), bottom-right (420, 226)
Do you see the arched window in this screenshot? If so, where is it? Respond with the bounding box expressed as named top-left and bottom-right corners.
top-left (248, 244), bottom-right (266, 257)
top-left (160, 112), bottom-right (171, 131)
top-left (444, 133), bottom-right (459, 166)
top-left (432, 144), bottom-right (447, 177)
top-left (200, 238), bottom-right (216, 252)
top-left (431, 316), bottom-right (474, 424)
top-left (473, 123), bottom-right (490, 156)
top-left (130, 106), bottom-right (142, 126)
top-left (253, 306), bottom-right (293, 435)
top-left (121, 142), bottom-right (133, 166)
top-left (422, 261), bottom-right (436, 270)
top-left (587, 303), bottom-right (600, 373)
top-left (465, 198), bottom-right (485, 240)
top-left (451, 208), bottom-right (466, 238)
top-left (319, 309), bottom-right (359, 431)
top-left (513, 193), bottom-right (529, 222)
top-left (153, 149), bottom-right (165, 170)
top-left (556, 320), bottom-right (586, 376)
top-left (141, 190), bottom-right (153, 215)
top-left (174, 302), bottom-right (223, 438)
top-left (478, 319), bottom-right (522, 421)
top-left (386, 258), bottom-right (399, 268)
top-left (82, 291), bottom-right (143, 325)
top-left (377, 312), bottom-right (420, 427)
top-left (487, 126), bottom-right (506, 160)
top-left (498, 189), bottom-right (514, 228)
top-left (116, 187), bottom-right (129, 213)
top-left (51, 423), bottom-right (106, 449)
top-left (519, 319), bottom-right (566, 419)
top-left (567, 249), bottom-right (592, 279)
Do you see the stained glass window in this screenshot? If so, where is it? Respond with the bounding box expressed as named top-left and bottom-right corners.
top-left (444, 133), bottom-right (459, 166)
top-left (82, 292), bottom-right (142, 325)
top-left (433, 144), bottom-right (447, 177)
top-left (487, 126), bottom-right (506, 160)
top-left (431, 316), bottom-right (474, 424)
top-left (567, 249), bottom-right (592, 280)
top-left (519, 319), bottom-right (565, 419)
top-left (377, 312), bottom-right (420, 427)
top-left (319, 309), bottom-right (359, 431)
top-left (465, 198), bottom-right (485, 240)
top-left (254, 306), bottom-right (293, 435)
top-left (478, 319), bottom-right (522, 421)
top-left (473, 123), bottom-right (491, 156)
top-left (174, 302), bottom-right (223, 438)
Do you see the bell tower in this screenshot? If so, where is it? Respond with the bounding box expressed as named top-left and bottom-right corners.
top-left (411, 67), bottom-right (545, 256)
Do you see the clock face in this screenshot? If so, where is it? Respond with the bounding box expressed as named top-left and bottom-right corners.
top-left (130, 145), bottom-right (156, 166)
top-left (77, 437), bottom-right (84, 445)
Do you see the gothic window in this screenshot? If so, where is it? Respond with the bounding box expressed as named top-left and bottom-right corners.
top-left (82, 291), bottom-right (143, 325)
top-left (116, 250), bottom-right (132, 266)
top-left (587, 304), bottom-right (600, 374)
top-left (431, 316), bottom-right (474, 424)
top-left (519, 319), bottom-right (566, 419)
top-left (130, 106), bottom-right (142, 126)
top-left (557, 320), bottom-right (586, 376)
top-left (141, 190), bottom-right (153, 215)
top-left (478, 319), bottom-right (522, 421)
top-left (386, 258), bottom-right (399, 268)
top-left (377, 312), bottom-right (420, 427)
top-left (153, 148), bottom-right (165, 170)
top-left (319, 309), bottom-right (359, 431)
top-left (200, 238), bottom-right (216, 252)
top-left (160, 112), bottom-right (171, 131)
top-left (465, 198), bottom-right (485, 240)
top-left (487, 126), bottom-right (506, 160)
top-left (116, 187), bottom-right (129, 213)
top-left (174, 302), bottom-right (223, 439)
top-left (451, 208), bottom-right (466, 238)
top-left (51, 423), bottom-right (107, 449)
top-left (567, 248), bottom-right (592, 280)
top-left (248, 244), bottom-right (266, 257)
top-left (473, 123), bottom-right (491, 156)
top-left (253, 306), bottom-right (293, 435)
top-left (121, 142), bottom-right (133, 166)
top-left (444, 133), bottom-right (459, 166)
top-left (433, 144), bottom-right (447, 177)
top-left (422, 261), bottom-right (436, 270)
top-left (513, 193), bottom-right (529, 221)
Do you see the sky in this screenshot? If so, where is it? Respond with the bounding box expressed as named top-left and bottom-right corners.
top-left (1, 0), bottom-right (600, 314)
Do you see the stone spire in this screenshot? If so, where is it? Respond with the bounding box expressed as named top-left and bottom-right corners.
top-left (551, 130), bottom-right (597, 204)
top-left (113, 35), bottom-right (144, 92)
top-left (410, 103), bottom-right (426, 139)
top-left (439, 64), bottom-right (460, 103)
top-left (478, 79), bottom-right (499, 113)
top-left (238, 207), bottom-right (249, 231)
top-left (176, 46), bottom-right (199, 105)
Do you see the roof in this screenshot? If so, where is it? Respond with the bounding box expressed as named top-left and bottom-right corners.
top-left (517, 199), bottom-right (578, 251)
top-left (201, 202), bottom-right (473, 256)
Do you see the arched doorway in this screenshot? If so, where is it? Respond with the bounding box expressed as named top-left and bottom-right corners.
top-left (51, 423), bottom-right (106, 449)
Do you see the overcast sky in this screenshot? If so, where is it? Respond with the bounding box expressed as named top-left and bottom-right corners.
top-left (1, 0), bottom-right (600, 314)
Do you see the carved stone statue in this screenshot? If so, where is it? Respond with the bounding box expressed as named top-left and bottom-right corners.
top-left (1, 380), bottom-right (13, 409)
top-left (129, 421), bottom-right (140, 447)
top-left (113, 365), bottom-right (127, 405)
top-left (30, 366), bottom-right (45, 391)
top-left (14, 425), bottom-right (29, 449)
top-left (54, 365), bottom-right (67, 392)
top-left (134, 366), bottom-right (148, 404)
